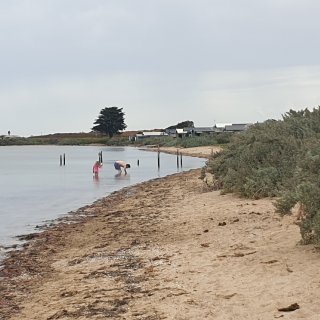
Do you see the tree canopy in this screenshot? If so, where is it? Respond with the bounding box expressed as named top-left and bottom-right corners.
top-left (166, 120), bottom-right (194, 130)
top-left (92, 107), bottom-right (127, 137)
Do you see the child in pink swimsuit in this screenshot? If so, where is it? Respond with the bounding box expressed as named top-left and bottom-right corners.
top-left (93, 161), bottom-right (102, 176)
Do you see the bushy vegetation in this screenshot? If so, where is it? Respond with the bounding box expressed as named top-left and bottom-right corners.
top-left (0, 131), bottom-right (230, 147)
top-left (132, 133), bottom-right (231, 148)
top-left (166, 120), bottom-right (194, 130)
top-left (28, 136), bottom-right (130, 146)
top-left (205, 108), bottom-right (320, 244)
top-left (0, 137), bottom-right (31, 146)
top-left (0, 133), bottom-right (130, 146)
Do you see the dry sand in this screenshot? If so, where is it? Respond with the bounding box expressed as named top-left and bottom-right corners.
top-left (140, 146), bottom-right (222, 158)
top-left (1, 146), bottom-right (320, 319)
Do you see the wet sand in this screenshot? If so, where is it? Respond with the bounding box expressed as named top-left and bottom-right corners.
top-left (1, 147), bottom-right (320, 319)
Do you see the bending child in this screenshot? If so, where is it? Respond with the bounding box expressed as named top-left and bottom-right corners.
top-left (114, 160), bottom-right (130, 174)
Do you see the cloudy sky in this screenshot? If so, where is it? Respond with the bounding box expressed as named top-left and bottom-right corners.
top-left (1, 0), bottom-right (320, 136)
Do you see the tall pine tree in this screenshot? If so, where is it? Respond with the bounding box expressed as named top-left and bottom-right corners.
top-left (92, 107), bottom-right (127, 137)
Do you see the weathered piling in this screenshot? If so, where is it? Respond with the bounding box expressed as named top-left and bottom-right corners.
top-left (98, 151), bottom-right (103, 163)
top-left (176, 149), bottom-right (179, 168)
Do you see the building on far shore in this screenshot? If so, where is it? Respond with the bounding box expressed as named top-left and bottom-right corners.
top-left (224, 123), bottom-right (252, 132)
top-left (131, 123), bottom-right (252, 141)
top-left (129, 131), bottom-right (168, 141)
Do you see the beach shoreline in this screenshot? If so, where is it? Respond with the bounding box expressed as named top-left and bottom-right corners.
top-left (1, 146), bottom-right (320, 319)
top-left (139, 145), bottom-right (222, 159)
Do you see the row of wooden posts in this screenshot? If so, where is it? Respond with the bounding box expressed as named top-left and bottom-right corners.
top-left (60, 152), bottom-right (103, 166)
top-left (158, 146), bottom-right (183, 168)
top-left (60, 148), bottom-right (183, 168)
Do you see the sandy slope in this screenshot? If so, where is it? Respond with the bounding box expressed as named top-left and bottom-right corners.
top-left (1, 154), bottom-right (320, 319)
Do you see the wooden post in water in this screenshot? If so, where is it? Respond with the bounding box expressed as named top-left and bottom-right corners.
top-left (60, 155), bottom-right (62, 166)
top-left (137, 159), bottom-right (140, 166)
top-left (98, 151), bottom-right (103, 163)
top-left (63, 153), bottom-right (66, 166)
top-left (157, 145), bottom-right (160, 169)
top-left (180, 152), bottom-right (183, 167)
top-left (176, 149), bottom-right (179, 168)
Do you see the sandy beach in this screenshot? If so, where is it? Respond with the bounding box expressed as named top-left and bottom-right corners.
top-left (140, 146), bottom-right (222, 159)
top-left (1, 146), bottom-right (320, 319)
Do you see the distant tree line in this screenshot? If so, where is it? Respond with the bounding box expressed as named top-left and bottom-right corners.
top-left (91, 107), bottom-right (197, 137)
top-left (166, 120), bottom-right (194, 130)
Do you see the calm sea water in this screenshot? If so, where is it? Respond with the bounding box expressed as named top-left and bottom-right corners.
top-left (0, 145), bottom-right (204, 248)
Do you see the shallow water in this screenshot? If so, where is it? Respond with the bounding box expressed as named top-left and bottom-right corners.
top-left (0, 145), bottom-right (204, 247)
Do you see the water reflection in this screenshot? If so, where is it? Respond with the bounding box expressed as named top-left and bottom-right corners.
top-left (114, 173), bottom-right (130, 180)
top-left (93, 174), bottom-right (100, 187)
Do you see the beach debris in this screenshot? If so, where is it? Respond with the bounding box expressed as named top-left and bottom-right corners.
top-left (16, 233), bottom-right (39, 241)
top-left (261, 259), bottom-right (278, 264)
top-left (203, 229), bottom-right (209, 233)
top-left (60, 290), bottom-right (78, 297)
top-left (233, 251), bottom-right (257, 257)
top-left (186, 299), bottom-right (198, 305)
top-left (167, 289), bottom-right (189, 297)
top-left (215, 292), bottom-right (237, 299)
top-left (217, 251), bottom-right (257, 258)
top-left (277, 303), bottom-right (300, 312)
top-left (130, 239), bottom-right (140, 246)
top-left (218, 221), bottom-right (226, 226)
top-left (249, 211), bottom-right (262, 215)
top-left (286, 264), bottom-right (293, 273)
top-left (151, 254), bottom-right (172, 261)
top-left (200, 243), bottom-right (210, 247)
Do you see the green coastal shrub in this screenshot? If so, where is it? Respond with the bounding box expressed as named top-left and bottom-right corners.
top-left (206, 107), bottom-right (320, 245)
top-left (207, 119), bottom-right (301, 197)
top-left (0, 137), bottom-right (32, 145)
top-left (132, 134), bottom-right (230, 148)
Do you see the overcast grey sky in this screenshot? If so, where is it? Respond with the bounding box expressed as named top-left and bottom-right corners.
top-left (1, 0), bottom-right (320, 136)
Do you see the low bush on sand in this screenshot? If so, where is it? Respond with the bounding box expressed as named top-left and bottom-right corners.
top-left (205, 107), bottom-right (320, 244)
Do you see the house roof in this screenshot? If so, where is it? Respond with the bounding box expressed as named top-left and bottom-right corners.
top-left (193, 127), bottom-right (215, 133)
top-left (215, 123), bottom-right (232, 128)
top-left (225, 124), bottom-right (251, 131)
top-left (141, 131), bottom-right (167, 136)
